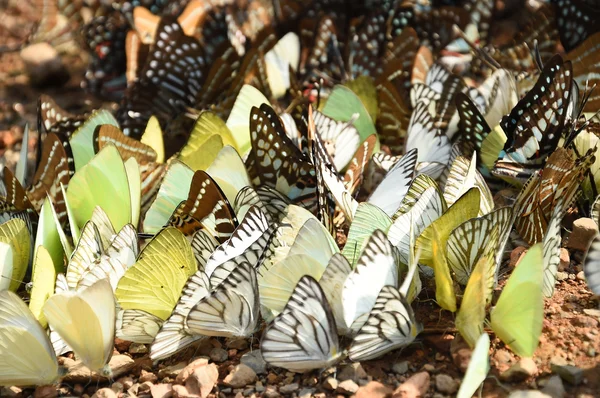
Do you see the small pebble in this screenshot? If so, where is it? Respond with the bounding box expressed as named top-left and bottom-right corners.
top-left (279, 383), bottom-right (299, 394)
top-left (129, 342), bottom-right (148, 354)
top-left (336, 380), bottom-right (359, 395)
top-left (435, 374), bottom-right (458, 394)
top-left (392, 361), bottom-right (409, 374)
top-left (209, 347), bottom-right (229, 363)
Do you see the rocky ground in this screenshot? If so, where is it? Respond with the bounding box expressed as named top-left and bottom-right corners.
top-left (1, 1), bottom-right (600, 398)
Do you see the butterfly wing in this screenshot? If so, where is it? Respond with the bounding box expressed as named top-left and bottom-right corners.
top-left (260, 275), bottom-right (340, 372)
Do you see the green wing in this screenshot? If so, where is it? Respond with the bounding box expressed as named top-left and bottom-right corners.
top-left (490, 244), bottom-right (544, 357)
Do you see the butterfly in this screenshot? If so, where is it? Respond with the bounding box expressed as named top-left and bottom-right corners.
top-left (260, 275), bottom-right (342, 372)
top-left (0, 290), bottom-right (60, 386)
top-left (446, 207), bottom-right (512, 285)
top-left (186, 261), bottom-right (260, 338)
top-left (66, 145), bottom-right (140, 233)
top-left (485, 4), bottom-right (558, 73)
top-left (0, 218), bottom-right (31, 292)
top-left (167, 170), bottom-right (238, 242)
top-left (583, 233), bottom-right (600, 296)
top-left (443, 152), bottom-right (494, 216)
top-left (117, 17), bottom-right (208, 146)
top-left (551, 0), bottom-right (600, 52)
top-left (247, 104), bottom-right (317, 208)
top-left (116, 227), bottom-right (198, 320)
top-left (82, 9), bottom-right (129, 100)
top-left (65, 206), bottom-right (137, 290)
top-left (566, 31), bottom-right (600, 112)
top-left (347, 285), bottom-right (421, 361)
top-left (43, 279), bottom-right (116, 376)
top-left (149, 270), bottom-right (210, 361)
top-left (493, 55), bottom-right (576, 183)
top-left (456, 333), bottom-right (490, 398)
top-left (259, 216), bottom-right (338, 318)
top-left (513, 147), bottom-right (594, 245)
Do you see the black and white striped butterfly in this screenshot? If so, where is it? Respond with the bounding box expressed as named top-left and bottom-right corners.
top-left (494, 55), bottom-right (575, 178)
top-left (117, 18), bottom-right (207, 139)
top-left (260, 275), bottom-right (342, 372)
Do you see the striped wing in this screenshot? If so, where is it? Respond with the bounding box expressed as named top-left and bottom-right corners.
top-left (167, 170), bottom-right (237, 242)
top-left (248, 104), bottom-right (317, 206)
top-left (260, 275), bottom-right (341, 372)
top-left (150, 271), bottom-right (210, 361)
top-left (342, 230), bottom-right (398, 333)
top-left (204, 205), bottom-right (271, 279)
top-left (116, 309), bottom-right (163, 344)
top-left (447, 207), bottom-right (512, 286)
top-left (348, 286), bottom-right (421, 362)
top-left (367, 149), bottom-right (418, 217)
top-left (186, 261), bottom-right (259, 338)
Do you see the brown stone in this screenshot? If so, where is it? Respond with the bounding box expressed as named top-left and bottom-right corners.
top-left (500, 358), bottom-right (538, 381)
top-left (175, 357), bottom-right (210, 384)
top-left (223, 364), bottom-right (257, 388)
top-left (558, 249), bottom-right (570, 272)
top-left (91, 388), bottom-right (117, 398)
top-left (140, 369), bottom-right (158, 383)
top-left (187, 363), bottom-right (218, 398)
top-left (450, 335), bottom-right (473, 373)
top-left (151, 384), bottom-right (173, 398)
top-left (392, 372), bottom-right (430, 398)
top-left (567, 218), bottom-right (598, 251)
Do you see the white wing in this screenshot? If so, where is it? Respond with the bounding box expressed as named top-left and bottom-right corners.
top-left (76, 224), bottom-right (139, 291)
top-left (190, 229), bottom-right (219, 272)
top-left (542, 201), bottom-right (567, 297)
top-left (387, 187), bottom-right (445, 263)
top-left (406, 101), bottom-right (451, 169)
top-left (105, 223), bottom-right (139, 269)
top-left (342, 230), bottom-right (398, 333)
top-left (319, 253), bottom-right (352, 335)
top-left (259, 254), bottom-right (329, 315)
top-left (0, 290), bottom-right (59, 386)
top-left (43, 279), bottom-right (116, 376)
top-left (204, 206), bottom-right (270, 278)
top-left (260, 275), bottom-right (341, 372)
top-left (313, 110), bottom-right (361, 171)
top-left (367, 149), bottom-right (417, 217)
top-left (207, 146), bottom-right (252, 206)
top-left (348, 286), bottom-right (421, 361)
top-left (446, 207), bottom-right (512, 286)
top-left (186, 261), bottom-right (259, 338)
top-left (583, 235), bottom-right (600, 296)
top-left (116, 309), bottom-right (163, 344)
top-left (65, 221), bottom-right (104, 289)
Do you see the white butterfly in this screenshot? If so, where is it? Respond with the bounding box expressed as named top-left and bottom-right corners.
top-left (341, 230), bottom-right (398, 334)
top-left (116, 309), bottom-right (163, 345)
top-left (348, 245), bottom-right (422, 361)
top-left (0, 290), bottom-right (60, 386)
top-left (260, 275), bottom-right (342, 372)
top-left (186, 261), bottom-right (260, 338)
top-left (43, 278), bottom-right (116, 376)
